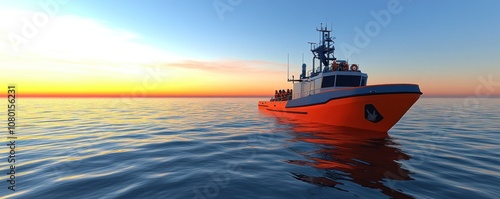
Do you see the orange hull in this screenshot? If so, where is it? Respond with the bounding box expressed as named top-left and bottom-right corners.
top-left (258, 93), bottom-right (420, 132)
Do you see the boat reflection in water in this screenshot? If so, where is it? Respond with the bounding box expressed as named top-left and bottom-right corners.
top-left (261, 110), bottom-right (414, 198)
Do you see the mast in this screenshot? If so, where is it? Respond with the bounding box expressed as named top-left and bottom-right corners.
top-left (287, 53), bottom-right (289, 81)
top-left (310, 23), bottom-right (336, 75)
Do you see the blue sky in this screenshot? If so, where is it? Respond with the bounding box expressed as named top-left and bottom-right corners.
top-left (1, 0), bottom-right (500, 96)
top-left (5, 0), bottom-right (499, 64)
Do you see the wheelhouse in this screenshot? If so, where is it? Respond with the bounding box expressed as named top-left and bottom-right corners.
top-left (287, 24), bottom-right (369, 100)
top-left (292, 71), bottom-right (368, 100)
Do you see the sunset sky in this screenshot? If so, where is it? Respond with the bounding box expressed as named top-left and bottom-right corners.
top-left (1, 0), bottom-right (499, 97)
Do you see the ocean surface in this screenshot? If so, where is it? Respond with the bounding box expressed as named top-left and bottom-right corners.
top-left (1, 97), bottom-right (499, 199)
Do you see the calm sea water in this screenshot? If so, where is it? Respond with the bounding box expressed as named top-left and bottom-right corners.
top-left (1, 98), bottom-right (499, 199)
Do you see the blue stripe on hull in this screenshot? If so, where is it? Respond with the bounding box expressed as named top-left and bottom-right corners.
top-left (286, 84), bottom-right (422, 108)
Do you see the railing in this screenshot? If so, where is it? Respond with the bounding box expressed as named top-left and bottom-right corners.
top-left (310, 88), bottom-right (321, 95)
top-left (298, 87), bottom-right (322, 99)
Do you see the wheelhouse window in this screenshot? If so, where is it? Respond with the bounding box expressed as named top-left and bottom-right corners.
top-left (361, 77), bottom-right (367, 86)
top-left (321, 75), bottom-right (336, 88)
top-left (336, 75), bottom-right (361, 87)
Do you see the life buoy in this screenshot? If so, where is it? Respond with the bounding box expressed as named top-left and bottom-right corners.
top-left (350, 64), bottom-right (359, 71)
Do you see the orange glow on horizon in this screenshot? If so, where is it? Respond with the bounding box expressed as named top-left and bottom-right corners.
top-left (3, 87), bottom-right (499, 98)
top-left (5, 91), bottom-right (273, 98)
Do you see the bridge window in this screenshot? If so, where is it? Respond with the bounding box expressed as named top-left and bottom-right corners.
top-left (321, 75), bottom-right (336, 88)
top-left (336, 75), bottom-right (361, 87)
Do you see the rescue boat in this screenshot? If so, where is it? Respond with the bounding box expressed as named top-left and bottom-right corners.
top-left (258, 24), bottom-right (422, 132)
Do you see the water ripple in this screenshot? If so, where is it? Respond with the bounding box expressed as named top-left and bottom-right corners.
top-left (1, 98), bottom-right (499, 198)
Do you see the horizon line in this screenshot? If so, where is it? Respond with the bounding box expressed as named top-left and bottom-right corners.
top-left (2, 94), bottom-right (270, 98)
top-left (2, 94), bottom-right (499, 98)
